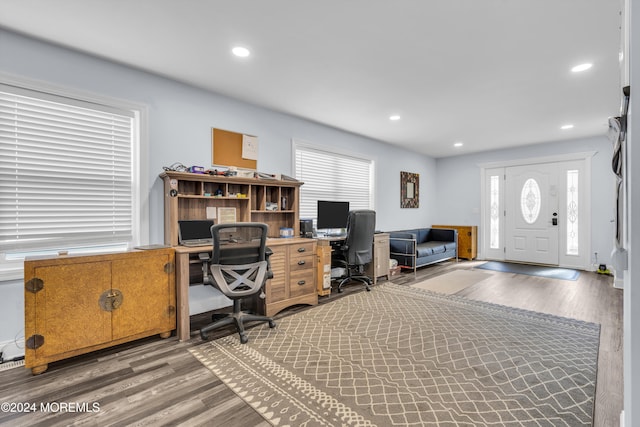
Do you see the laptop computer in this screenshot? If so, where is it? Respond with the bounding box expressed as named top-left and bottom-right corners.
top-left (178, 220), bottom-right (215, 247)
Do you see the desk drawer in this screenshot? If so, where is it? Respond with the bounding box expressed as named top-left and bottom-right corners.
top-left (289, 270), bottom-right (315, 298)
top-left (267, 278), bottom-right (286, 301)
top-left (290, 253), bottom-right (314, 272)
top-left (290, 242), bottom-right (314, 258)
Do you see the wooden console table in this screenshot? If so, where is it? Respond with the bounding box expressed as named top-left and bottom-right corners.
top-left (24, 248), bottom-right (176, 375)
top-left (432, 225), bottom-right (477, 260)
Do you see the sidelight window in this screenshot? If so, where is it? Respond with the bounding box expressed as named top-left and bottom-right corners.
top-left (490, 175), bottom-right (500, 249)
top-left (567, 170), bottom-right (579, 255)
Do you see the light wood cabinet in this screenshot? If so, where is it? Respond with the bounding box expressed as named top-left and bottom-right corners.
top-left (263, 238), bottom-right (318, 316)
top-left (24, 249), bottom-right (176, 375)
top-left (432, 225), bottom-right (477, 260)
top-left (366, 233), bottom-right (390, 284)
top-left (316, 243), bottom-right (333, 296)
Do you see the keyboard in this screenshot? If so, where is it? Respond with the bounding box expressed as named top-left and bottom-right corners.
top-left (181, 239), bottom-right (213, 247)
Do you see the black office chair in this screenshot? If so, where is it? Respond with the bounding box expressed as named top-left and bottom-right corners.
top-left (199, 222), bottom-right (276, 344)
top-left (332, 210), bottom-right (376, 293)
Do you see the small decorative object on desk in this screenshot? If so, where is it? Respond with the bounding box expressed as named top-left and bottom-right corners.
top-left (280, 227), bottom-right (294, 238)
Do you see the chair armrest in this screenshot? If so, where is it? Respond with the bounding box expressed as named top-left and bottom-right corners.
top-left (389, 231), bottom-right (416, 240)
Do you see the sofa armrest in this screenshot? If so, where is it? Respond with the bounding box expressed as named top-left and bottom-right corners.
top-left (389, 236), bottom-right (416, 255)
top-left (389, 231), bottom-right (416, 240)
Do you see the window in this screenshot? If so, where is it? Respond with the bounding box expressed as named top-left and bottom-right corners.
top-left (520, 178), bottom-right (541, 224)
top-left (490, 175), bottom-right (500, 249)
top-left (566, 170), bottom-right (579, 255)
top-left (0, 82), bottom-right (144, 277)
top-left (293, 141), bottom-right (374, 224)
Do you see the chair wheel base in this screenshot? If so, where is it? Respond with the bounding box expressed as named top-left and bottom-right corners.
top-left (239, 334), bottom-right (249, 344)
top-left (269, 320), bottom-right (276, 328)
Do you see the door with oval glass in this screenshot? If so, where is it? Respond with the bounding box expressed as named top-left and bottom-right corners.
top-left (505, 163), bottom-right (559, 265)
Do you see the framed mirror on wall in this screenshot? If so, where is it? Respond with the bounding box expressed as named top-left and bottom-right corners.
top-left (401, 171), bottom-right (419, 208)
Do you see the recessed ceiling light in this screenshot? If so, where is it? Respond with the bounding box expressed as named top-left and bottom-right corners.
top-left (571, 63), bottom-right (592, 73)
top-left (561, 124), bottom-right (574, 130)
top-left (389, 115), bottom-right (401, 121)
top-left (454, 142), bottom-right (463, 147)
top-left (232, 46), bottom-right (250, 57)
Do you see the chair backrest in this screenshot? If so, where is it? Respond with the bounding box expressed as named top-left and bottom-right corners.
top-left (209, 223), bottom-right (269, 298)
top-left (211, 222), bottom-right (268, 265)
top-left (343, 210), bottom-right (376, 265)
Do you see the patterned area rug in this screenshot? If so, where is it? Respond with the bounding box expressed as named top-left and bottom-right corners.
top-left (189, 283), bottom-right (600, 426)
top-left (410, 269), bottom-right (493, 294)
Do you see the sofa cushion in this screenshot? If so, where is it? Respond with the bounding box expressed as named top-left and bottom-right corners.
top-left (416, 241), bottom-right (451, 257)
top-left (416, 229), bottom-right (430, 243)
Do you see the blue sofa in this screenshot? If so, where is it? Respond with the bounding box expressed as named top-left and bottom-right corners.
top-left (389, 228), bottom-right (458, 273)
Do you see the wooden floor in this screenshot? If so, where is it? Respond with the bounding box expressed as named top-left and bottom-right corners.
top-left (0, 260), bottom-right (623, 427)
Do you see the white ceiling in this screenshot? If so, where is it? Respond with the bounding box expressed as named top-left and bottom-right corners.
top-left (0, 0), bottom-right (624, 158)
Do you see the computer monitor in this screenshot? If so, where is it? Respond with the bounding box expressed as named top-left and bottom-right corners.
top-left (316, 200), bottom-right (349, 231)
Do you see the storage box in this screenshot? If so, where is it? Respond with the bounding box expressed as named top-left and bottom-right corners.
top-left (390, 265), bottom-right (402, 276)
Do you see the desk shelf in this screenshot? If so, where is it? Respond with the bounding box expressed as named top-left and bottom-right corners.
top-left (161, 171), bottom-right (302, 243)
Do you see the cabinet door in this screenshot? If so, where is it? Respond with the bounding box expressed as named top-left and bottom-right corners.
top-left (30, 262), bottom-right (112, 358)
top-left (111, 252), bottom-right (175, 340)
top-left (266, 245), bottom-right (287, 302)
top-left (375, 235), bottom-right (390, 276)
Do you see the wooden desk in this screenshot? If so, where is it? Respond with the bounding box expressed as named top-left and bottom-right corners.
top-left (366, 233), bottom-right (390, 284)
top-left (174, 238), bottom-right (318, 341)
top-left (316, 232), bottom-right (390, 288)
top-left (174, 245), bottom-right (208, 341)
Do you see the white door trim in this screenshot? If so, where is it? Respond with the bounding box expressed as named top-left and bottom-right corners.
top-left (478, 151), bottom-right (597, 169)
top-left (479, 151), bottom-right (594, 270)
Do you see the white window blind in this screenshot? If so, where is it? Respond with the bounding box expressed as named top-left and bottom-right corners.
top-left (0, 84), bottom-right (135, 252)
top-left (294, 142), bottom-right (374, 222)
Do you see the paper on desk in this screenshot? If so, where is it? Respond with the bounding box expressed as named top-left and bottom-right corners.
top-left (206, 207), bottom-right (217, 219)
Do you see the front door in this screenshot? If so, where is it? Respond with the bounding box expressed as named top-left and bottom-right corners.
top-left (505, 163), bottom-right (559, 265)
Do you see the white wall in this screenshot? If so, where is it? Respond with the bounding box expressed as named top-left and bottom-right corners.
top-left (434, 136), bottom-right (616, 266)
top-left (0, 29), bottom-right (436, 350)
top-left (624, 0), bottom-right (639, 425)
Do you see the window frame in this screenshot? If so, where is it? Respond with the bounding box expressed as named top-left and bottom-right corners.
top-left (0, 73), bottom-right (149, 281)
top-left (292, 139), bottom-right (375, 228)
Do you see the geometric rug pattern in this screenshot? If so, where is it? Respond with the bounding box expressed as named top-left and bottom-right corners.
top-left (411, 269), bottom-right (493, 294)
top-left (190, 283), bottom-right (600, 426)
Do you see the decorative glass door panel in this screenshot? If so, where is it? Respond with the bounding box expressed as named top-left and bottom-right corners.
top-left (505, 164), bottom-right (559, 265)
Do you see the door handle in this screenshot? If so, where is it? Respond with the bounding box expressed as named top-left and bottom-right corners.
top-left (552, 212), bottom-right (558, 226)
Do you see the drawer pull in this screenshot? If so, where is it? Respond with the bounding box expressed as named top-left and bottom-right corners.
top-left (297, 280), bottom-right (306, 285)
top-left (297, 260), bottom-right (306, 265)
top-left (297, 247), bottom-right (306, 253)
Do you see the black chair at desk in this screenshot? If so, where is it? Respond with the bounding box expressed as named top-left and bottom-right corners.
top-left (331, 210), bottom-right (376, 293)
top-left (199, 222), bottom-right (276, 344)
